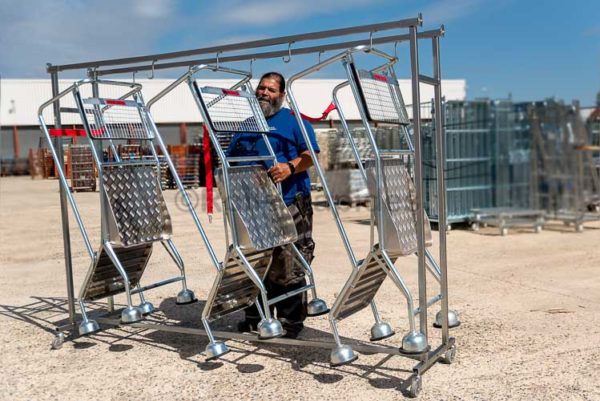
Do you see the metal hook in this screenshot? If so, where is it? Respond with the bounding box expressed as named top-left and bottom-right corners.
top-left (132, 70), bottom-right (136, 84)
top-left (249, 58), bottom-right (255, 77)
top-left (318, 50), bottom-right (324, 64)
top-left (148, 60), bottom-right (156, 79)
top-left (282, 42), bottom-right (293, 63)
top-left (394, 41), bottom-right (398, 59)
top-left (368, 31), bottom-right (373, 51)
top-left (215, 51), bottom-right (222, 70)
top-left (88, 67), bottom-right (99, 80)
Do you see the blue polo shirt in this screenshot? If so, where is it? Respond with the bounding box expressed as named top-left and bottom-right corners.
top-left (225, 107), bottom-right (320, 205)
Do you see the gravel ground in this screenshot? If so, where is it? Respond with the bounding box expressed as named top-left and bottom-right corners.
top-left (1, 176), bottom-right (599, 401)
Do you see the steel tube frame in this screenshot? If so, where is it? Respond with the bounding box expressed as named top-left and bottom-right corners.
top-left (187, 71), bottom-right (321, 319)
top-left (431, 35), bottom-right (450, 341)
top-left (334, 51), bottom-right (449, 316)
top-left (408, 25), bottom-right (428, 337)
top-left (94, 316), bottom-right (427, 358)
top-left (87, 29), bottom-right (444, 77)
top-left (43, 17), bottom-right (452, 391)
top-left (48, 17), bottom-right (423, 73)
top-left (51, 72), bottom-right (76, 325)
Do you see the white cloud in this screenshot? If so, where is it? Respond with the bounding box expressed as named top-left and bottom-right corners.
top-left (133, 0), bottom-right (175, 18)
top-left (0, 0), bottom-right (177, 77)
top-left (419, 0), bottom-right (487, 25)
top-left (210, 0), bottom-right (379, 26)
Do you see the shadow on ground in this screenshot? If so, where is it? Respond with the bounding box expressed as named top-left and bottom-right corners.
top-left (0, 295), bottom-right (416, 395)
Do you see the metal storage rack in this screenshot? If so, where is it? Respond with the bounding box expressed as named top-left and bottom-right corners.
top-left (41, 16), bottom-right (454, 398)
top-left (529, 100), bottom-right (600, 231)
top-left (422, 100), bottom-right (494, 224)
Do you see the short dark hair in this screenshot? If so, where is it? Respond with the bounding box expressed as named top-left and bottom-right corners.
top-left (259, 72), bottom-right (285, 92)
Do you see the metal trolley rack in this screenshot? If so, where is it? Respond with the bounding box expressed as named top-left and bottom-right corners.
top-left (145, 64), bottom-right (330, 359)
top-left (41, 15), bottom-right (454, 398)
top-left (39, 79), bottom-right (203, 341)
top-left (286, 42), bottom-right (458, 392)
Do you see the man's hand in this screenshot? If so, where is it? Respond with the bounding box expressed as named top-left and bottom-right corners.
top-left (268, 162), bottom-right (292, 183)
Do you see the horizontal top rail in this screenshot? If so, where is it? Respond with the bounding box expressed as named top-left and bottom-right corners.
top-left (47, 16), bottom-right (423, 73)
top-left (94, 27), bottom-right (444, 77)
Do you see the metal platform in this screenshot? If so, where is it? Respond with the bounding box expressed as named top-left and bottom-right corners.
top-left (102, 162), bottom-right (172, 247)
top-left (205, 248), bottom-right (272, 321)
top-left (335, 250), bottom-right (398, 320)
top-left (81, 243), bottom-right (153, 301)
top-left (470, 207), bottom-right (545, 236)
top-left (216, 165), bottom-right (297, 250)
top-left (366, 158), bottom-right (432, 255)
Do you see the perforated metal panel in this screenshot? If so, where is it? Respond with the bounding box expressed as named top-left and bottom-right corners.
top-left (102, 162), bottom-right (172, 247)
top-left (366, 158), bottom-right (432, 255)
top-left (353, 66), bottom-right (409, 125)
top-left (216, 166), bottom-right (297, 250)
top-left (81, 98), bottom-right (154, 140)
top-left (197, 85), bottom-right (270, 134)
top-left (81, 243), bottom-right (153, 301)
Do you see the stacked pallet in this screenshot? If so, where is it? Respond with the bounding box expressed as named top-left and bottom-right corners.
top-left (68, 145), bottom-right (96, 192)
top-left (41, 148), bottom-right (57, 178)
top-left (166, 144), bottom-right (201, 189)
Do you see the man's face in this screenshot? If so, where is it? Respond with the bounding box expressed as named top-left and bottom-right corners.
top-left (256, 77), bottom-right (284, 117)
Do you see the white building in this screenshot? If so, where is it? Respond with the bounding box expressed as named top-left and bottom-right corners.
top-left (0, 78), bottom-right (466, 159)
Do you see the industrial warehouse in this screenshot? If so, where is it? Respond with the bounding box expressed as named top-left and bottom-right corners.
top-left (1, 5), bottom-right (599, 401)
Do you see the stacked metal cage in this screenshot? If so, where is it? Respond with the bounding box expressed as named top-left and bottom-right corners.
top-left (423, 100), bottom-right (494, 224)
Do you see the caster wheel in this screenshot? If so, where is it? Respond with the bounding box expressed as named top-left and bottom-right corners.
top-left (52, 332), bottom-right (65, 350)
top-left (500, 228), bottom-right (508, 236)
top-left (442, 344), bottom-right (456, 364)
top-left (576, 224), bottom-right (583, 233)
top-left (408, 374), bottom-right (422, 398)
top-left (470, 223), bottom-right (479, 231)
top-left (535, 225), bottom-right (542, 233)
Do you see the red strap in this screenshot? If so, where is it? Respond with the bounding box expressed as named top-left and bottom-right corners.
top-left (203, 126), bottom-right (213, 216)
top-left (49, 128), bottom-right (105, 137)
top-left (291, 102), bottom-right (337, 123)
top-left (49, 129), bottom-right (87, 137)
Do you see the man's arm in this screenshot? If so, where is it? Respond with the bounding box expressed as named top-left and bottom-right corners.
top-left (268, 150), bottom-right (313, 183)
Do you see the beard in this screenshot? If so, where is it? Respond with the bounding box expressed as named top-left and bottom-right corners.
top-left (258, 95), bottom-right (283, 118)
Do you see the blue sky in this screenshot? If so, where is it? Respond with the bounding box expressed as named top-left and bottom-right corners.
top-left (0, 0), bottom-right (598, 104)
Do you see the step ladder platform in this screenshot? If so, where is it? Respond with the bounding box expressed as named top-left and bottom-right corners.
top-left (81, 243), bottom-right (153, 301)
top-left (207, 248), bottom-right (272, 321)
top-left (335, 251), bottom-right (399, 320)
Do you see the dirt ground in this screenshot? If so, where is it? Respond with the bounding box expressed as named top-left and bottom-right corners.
top-left (1, 176), bottom-right (599, 401)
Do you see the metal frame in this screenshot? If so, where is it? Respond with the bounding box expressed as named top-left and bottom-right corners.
top-left (285, 40), bottom-right (455, 379)
top-left (38, 78), bottom-right (214, 335)
top-left (331, 52), bottom-right (456, 332)
top-left (188, 66), bottom-right (330, 354)
top-left (42, 16), bottom-right (453, 397)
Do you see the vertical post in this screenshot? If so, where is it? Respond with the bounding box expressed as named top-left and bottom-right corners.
top-left (179, 122), bottom-right (188, 144)
top-left (433, 35), bottom-right (449, 342)
top-left (409, 25), bottom-right (428, 336)
top-left (12, 126), bottom-right (20, 159)
top-left (51, 72), bottom-right (76, 325)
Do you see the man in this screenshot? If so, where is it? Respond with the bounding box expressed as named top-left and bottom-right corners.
top-left (226, 72), bottom-right (320, 339)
